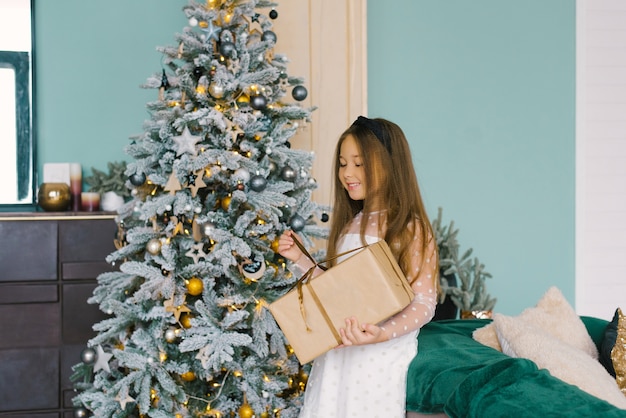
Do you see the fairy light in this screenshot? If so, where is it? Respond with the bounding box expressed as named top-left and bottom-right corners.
top-left (255, 299), bottom-right (267, 313)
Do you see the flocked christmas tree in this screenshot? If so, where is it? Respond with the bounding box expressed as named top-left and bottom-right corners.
top-left (71, 1), bottom-right (327, 416)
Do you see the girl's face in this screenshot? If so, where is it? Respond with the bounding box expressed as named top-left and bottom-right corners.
top-left (338, 135), bottom-right (366, 201)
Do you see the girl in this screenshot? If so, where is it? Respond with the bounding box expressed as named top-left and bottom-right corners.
top-left (278, 116), bottom-right (439, 418)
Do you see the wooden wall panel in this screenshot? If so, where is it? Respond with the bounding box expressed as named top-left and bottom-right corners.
top-left (273, 0), bottom-right (367, 208)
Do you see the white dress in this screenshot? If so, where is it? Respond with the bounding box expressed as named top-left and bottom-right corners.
top-left (296, 212), bottom-right (438, 418)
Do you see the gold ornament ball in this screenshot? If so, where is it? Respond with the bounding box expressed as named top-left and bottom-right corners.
top-left (260, 413), bottom-right (270, 418)
top-left (181, 371), bottom-right (196, 381)
top-left (271, 237), bottom-right (280, 253)
top-left (236, 94), bottom-right (250, 106)
top-left (221, 195), bottom-right (232, 211)
top-left (299, 370), bottom-right (309, 385)
top-left (180, 313), bottom-right (194, 328)
top-left (186, 277), bottom-right (204, 296)
top-left (146, 238), bottom-right (162, 255)
top-left (239, 404), bottom-right (254, 418)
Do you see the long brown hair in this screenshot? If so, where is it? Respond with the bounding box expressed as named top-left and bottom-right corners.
top-left (327, 118), bottom-right (436, 284)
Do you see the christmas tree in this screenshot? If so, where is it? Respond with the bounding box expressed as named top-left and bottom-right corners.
top-left (71, 1), bottom-right (327, 417)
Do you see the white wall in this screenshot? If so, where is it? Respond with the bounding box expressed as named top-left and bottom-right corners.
top-left (577, 0), bottom-right (626, 320)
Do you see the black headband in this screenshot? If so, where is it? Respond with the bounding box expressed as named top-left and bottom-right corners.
top-left (351, 116), bottom-right (391, 153)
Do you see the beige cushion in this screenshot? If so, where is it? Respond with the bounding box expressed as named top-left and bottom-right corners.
top-left (494, 313), bottom-right (626, 409)
top-left (473, 286), bottom-right (598, 359)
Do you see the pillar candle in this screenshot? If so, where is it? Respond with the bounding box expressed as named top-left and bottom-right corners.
top-left (70, 163), bottom-right (82, 211)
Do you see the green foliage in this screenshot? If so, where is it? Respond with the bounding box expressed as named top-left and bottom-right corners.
top-left (432, 207), bottom-right (497, 312)
top-left (84, 161), bottom-right (131, 198)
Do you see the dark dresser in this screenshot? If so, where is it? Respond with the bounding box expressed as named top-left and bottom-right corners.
top-left (0, 213), bottom-right (118, 417)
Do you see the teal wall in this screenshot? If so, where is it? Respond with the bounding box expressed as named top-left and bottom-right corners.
top-left (367, 0), bottom-right (576, 315)
top-left (34, 1), bottom-right (576, 315)
top-left (34, 0), bottom-right (187, 179)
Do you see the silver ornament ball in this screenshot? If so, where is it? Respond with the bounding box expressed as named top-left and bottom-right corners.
top-left (262, 30), bottom-right (277, 44)
top-left (234, 168), bottom-right (250, 182)
top-left (290, 214), bottom-right (306, 232)
top-left (80, 347), bottom-right (96, 364)
top-left (209, 82), bottom-right (225, 99)
top-left (165, 327), bottom-right (177, 343)
top-left (292, 85), bottom-right (308, 101)
top-left (281, 166), bottom-right (297, 182)
top-left (202, 222), bottom-right (216, 238)
top-left (250, 94), bottom-right (267, 110)
top-left (219, 41), bottom-right (236, 58)
top-left (146, 238), bottom-right (162, 255)
top-left (129, 172), bottom-right (146, 186)
top-left (250, 175), bottom-right (267, 192)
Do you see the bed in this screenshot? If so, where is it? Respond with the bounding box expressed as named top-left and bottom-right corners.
top-left (405, 317), bottom-right (626, 417)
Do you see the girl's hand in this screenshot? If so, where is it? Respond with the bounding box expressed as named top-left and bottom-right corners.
top-left (337, 317), bottom-right (387, 347)
top-left (277, 230), bottom-right (305, 263)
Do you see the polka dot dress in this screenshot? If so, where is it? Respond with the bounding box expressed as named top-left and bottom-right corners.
top-left (298, 232), bottom-right (424, 418)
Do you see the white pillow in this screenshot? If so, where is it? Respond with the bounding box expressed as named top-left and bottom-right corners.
top-left (473, 286), bottom-right (598, 359)
top-left (494, 313), bottom-right (626, 409)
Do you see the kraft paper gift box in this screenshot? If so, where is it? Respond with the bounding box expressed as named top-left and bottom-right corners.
top-left (269, 239), bottom-right (414, 364)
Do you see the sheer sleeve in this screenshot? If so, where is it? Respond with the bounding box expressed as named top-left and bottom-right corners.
top-left (378, 228), bottom-right (438, 340)
top-left (288, 253), bottom-right (325, 279)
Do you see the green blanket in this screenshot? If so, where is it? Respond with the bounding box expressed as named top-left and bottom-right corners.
top-left (406, 319), bottom-right (626, 417)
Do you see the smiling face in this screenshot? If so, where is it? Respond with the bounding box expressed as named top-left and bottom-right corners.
top-left (338, 134), bottom-right (366, 201)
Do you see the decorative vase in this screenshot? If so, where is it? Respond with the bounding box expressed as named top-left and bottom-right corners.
top-left (461, 310), bottom-right (493, 320)
top-left (100, 191), bottom-right (125, 212)
top-left (38, 182), bottom-right (71, 211)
